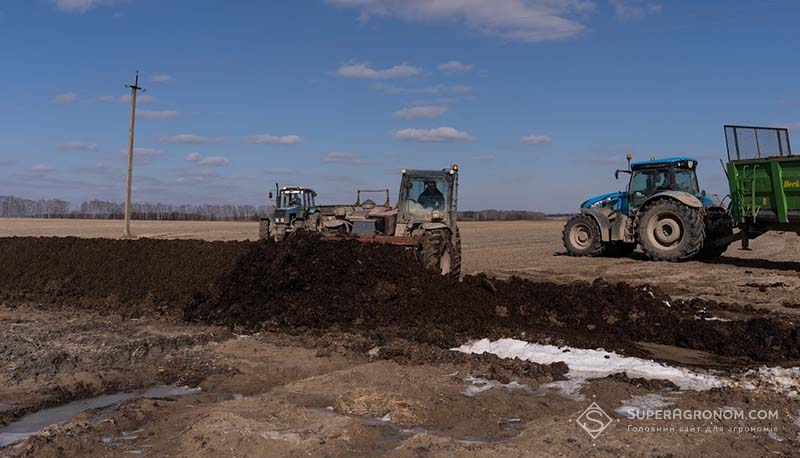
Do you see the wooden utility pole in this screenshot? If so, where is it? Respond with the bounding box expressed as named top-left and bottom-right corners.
top-left (123, 71), bottom-right (145, 238)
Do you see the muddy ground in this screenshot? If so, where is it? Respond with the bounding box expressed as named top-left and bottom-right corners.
top-left (3, 218), bottom-right (798, 313)
top-left (0, 219), bottom-right (799, 457)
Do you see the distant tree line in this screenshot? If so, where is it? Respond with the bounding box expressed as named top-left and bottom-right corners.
top-left (458, 210), bottom-right (547, 221)
top-left (0, 196), bottom-right (267, 221)
top-left (1, 196), bottom-right (550, 222)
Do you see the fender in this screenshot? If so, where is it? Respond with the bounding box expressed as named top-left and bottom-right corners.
top-left (323, 219), bottom-right (347, 229)
top-left (643, 191), bottom-right (703, 209)
top-left (421, 222), bottom-right (451, 232)
top-left (580, 208), bottom-right (613, 242)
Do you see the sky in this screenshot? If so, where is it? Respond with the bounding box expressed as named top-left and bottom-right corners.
top-left (0, 0), bottom-right (798, 213)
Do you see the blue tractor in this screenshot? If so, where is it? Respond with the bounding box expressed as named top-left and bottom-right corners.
top-left (259, 185), bottom-right (322, 241)
top-left (563, 155), bottom-right (733, 261)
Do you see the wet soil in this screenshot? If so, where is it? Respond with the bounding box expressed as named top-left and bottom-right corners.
top-left (1, 235), bottom-right (799, 365)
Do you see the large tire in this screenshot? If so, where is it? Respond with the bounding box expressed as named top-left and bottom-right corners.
top-left (562, 215), bottom-right (604, 257)
top-left (638, 199), bottom-right (704, 261)
top-left (697, 208), bottom-right (733, 260)
top-left (418, 229), bottom-right (457, 276)
top-left (451, 226), bottom-right (462, 278)
top-left (258, 219), bottom-right (270, 240)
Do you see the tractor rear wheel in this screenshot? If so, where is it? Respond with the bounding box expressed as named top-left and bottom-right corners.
top-left (562, 215), bottom-right (604, 257)
top-left (258, 219), bottom-right (270, 240)
top-left (418, 229), bottom-right (457, 276)
top-left (638, 200), bottom-right (704, 261)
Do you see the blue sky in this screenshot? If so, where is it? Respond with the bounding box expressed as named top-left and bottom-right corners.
top-left (0, 0), bottom-right (798, 212)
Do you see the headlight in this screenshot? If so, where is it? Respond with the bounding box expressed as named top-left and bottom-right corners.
top-left (431, 210), bottom-right (444, 221)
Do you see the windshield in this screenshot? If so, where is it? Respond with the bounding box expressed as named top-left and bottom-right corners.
top-left (403, 177), bottom-right (449, 217)
top-left (674, 168), bottom-right (699, 194)
top-left (629, 167), bottom-right (699, 209)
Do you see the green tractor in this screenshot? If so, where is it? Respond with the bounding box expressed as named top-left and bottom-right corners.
top-left (564, 124), bottom-right (797, 261)
top-left (322, 164), bottom-right (462, 276)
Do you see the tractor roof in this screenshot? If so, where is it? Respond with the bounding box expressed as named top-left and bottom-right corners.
top-left (280, 186), bottom-right (317, 196)
top-left (401, 168), bottom-right (457, 179)
top-left (631, 157), bottom-right (698, 170)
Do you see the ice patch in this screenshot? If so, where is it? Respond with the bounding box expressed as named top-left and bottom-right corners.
top-left (454, 338), bottom-right (724, 392)
top-left (462, 375), bottom-right (537, 397)
top-left (614, 394), bottom-right (675, 418)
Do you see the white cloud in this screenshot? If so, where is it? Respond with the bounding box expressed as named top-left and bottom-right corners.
top-left (438, 60), bottom-right (474, 72)
top-left (99, 94), bottom-right (155, 104)
top-left (370, 83), bottom-right (472, 95)
top-left (609, 0), bottom-right (662, 19)
top-left (31, 164), bottom-right (55, 173)
top-left (138, 109), bottom-right (178, 119)
top-left (394, 106), bottom-right (448, 119)
top-left (327, 0), bottom-right (592, 42)
top-left (266, 168), bottom-right (294, 175)
top-left (244, 134), bottom-right (304, 145)
top-left (53, 92), bottom-right (80, 104)
top-left (57, 141), bottom-right (97, 151)
top-left (185, 152), bottom-right (230, 166)
top-left (53, 0), bottom-right (116, 13)
top-left (393, 127), bottom-right (474, 143)
top-left (160, 134), bottom-right (223, 144)
top-left (521, 134), bottom-right (553, 144)
top-left (150, 74), bottom-right (175, 83)
top-left (322, 152), bottom-right (372, 165)
top-left (132, 147), bottom-right (163, 156)
top-left (468, 155), bottom-right (496, 162)
top-left (337, 63), bottom-right (422, 79)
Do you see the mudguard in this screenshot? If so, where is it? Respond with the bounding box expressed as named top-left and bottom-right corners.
top-left (421, 222), bottom-right (450, 232)
top-left (643, 191), bottom-right (703, 209)
top-left (323, 219), bottom-right (347, 229)
top-left (580, 208), bottom-right (613, 242)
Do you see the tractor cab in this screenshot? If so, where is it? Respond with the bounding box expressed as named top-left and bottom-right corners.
top-left (272, 186), bottom-right (318, 226)
top-left (626, 157), bottom-right (700, 212)
top-left (396, 165), bottom-right (459, 235)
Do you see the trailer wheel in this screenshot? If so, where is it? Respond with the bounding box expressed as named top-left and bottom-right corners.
top-left (258, 219), bottom-right (270, 241)
top-left (638, 200), bottom-right (704, 261)
top-left (562, 215), bottom-right (604, 257)
top-left (418, 229), bottom-right (456, 276)
top-left (697, 208), bottom-right (733, 259)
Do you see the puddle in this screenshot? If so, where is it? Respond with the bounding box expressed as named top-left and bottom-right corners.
top-left (0, 386), bottom-right (201, 448)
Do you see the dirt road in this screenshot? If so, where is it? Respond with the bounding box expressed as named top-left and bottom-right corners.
top-left (0, 219), bottom-right (799, 457)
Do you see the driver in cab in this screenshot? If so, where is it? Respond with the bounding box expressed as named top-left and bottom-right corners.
top-left (418, 180), bottom-right (445, 210)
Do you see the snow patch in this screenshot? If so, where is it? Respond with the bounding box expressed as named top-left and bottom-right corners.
top-left (453, 338), bottom-right (724, 393)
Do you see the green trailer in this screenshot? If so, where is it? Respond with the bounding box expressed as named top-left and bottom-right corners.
top-left (724, 125), bottom-right (800, 247)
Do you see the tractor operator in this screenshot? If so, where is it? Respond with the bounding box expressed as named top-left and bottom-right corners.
top-left (418, 180), bottom-right (445, 210)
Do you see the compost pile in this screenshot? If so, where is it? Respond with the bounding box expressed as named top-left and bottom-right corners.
top-left (0, 235), bottom-right (798, 363)
top-left (0, 237), bottom-right (246, 315)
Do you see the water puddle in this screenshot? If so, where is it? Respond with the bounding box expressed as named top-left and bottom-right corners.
top-left (0, 386), bottom-right (200, 448)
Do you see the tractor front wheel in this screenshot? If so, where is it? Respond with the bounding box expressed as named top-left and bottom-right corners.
top-left (638, 200), bottom-right (704, 261)
top-left (258, 219), bottom-right (270, 241)
top-left (562, 215), bottom-right (604, 257)
top-left (418, 229), bottom-right (458, 277)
